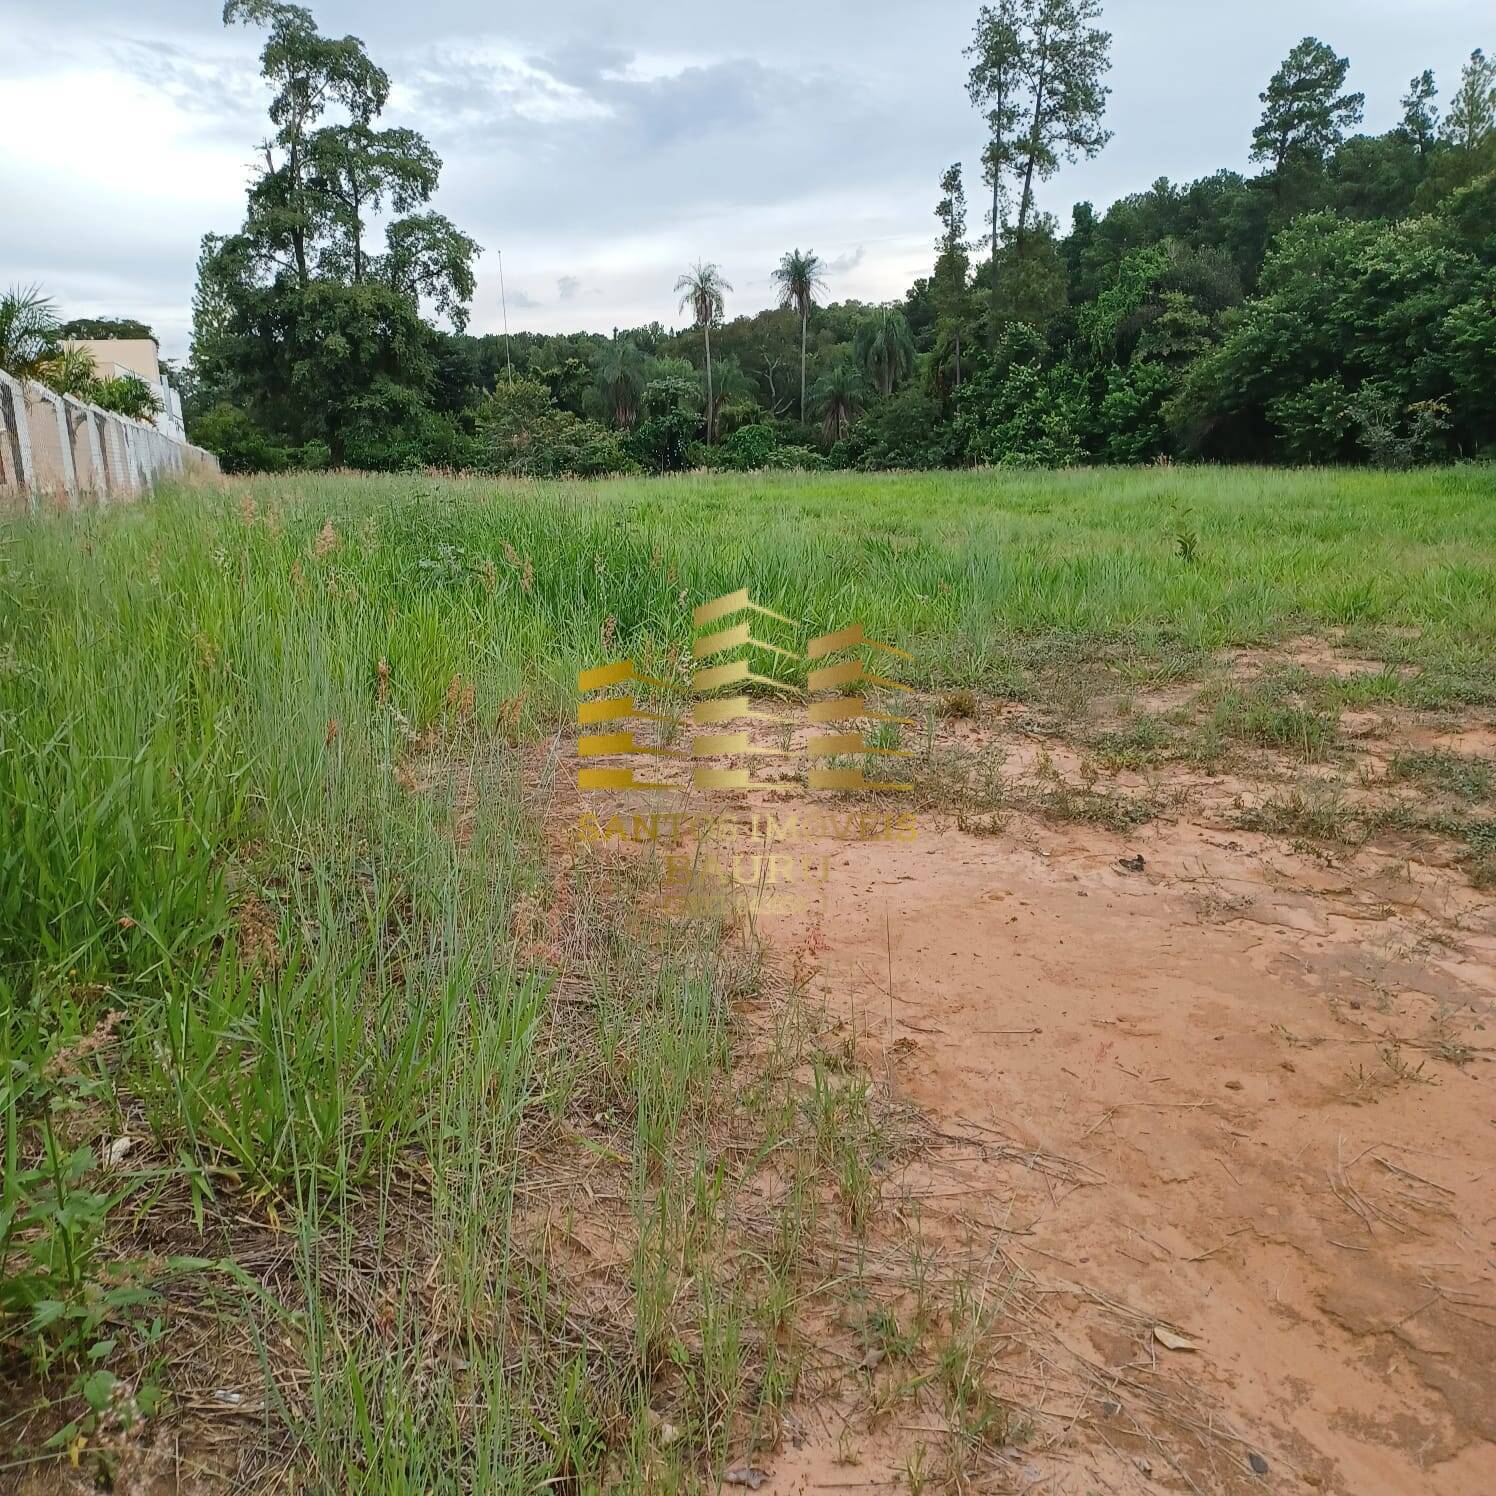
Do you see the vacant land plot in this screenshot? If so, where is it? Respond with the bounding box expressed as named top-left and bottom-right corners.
top-left (2, 466), bottom-right (1494, 1493)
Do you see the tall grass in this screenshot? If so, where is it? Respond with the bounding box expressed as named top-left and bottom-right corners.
top-left (1, 464), bottom-right (1492, 1484)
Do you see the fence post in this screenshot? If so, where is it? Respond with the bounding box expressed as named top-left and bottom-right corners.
top-left (50, 392), bottom-right (80, 510)
top-left (82, 403), bottom-right (108, 507)
top-left (1, 372), bottom-right (38, 513)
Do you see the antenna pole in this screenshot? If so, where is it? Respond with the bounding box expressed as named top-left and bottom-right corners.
top-left (497, 248), bottom-right (514, 384)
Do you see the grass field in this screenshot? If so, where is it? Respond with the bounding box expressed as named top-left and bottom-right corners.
top-left (2, 464), bottom-right (1494, 1488)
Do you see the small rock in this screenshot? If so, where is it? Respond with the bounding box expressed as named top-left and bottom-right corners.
top-left (1249, 1451), bottom-right (1270, 1476)
top-left (1225, 1079), bottom-right (1244, 1091)
top-left (724, 1469), bottom-right (771, 1490)
top-left (1136, 1456), bottom-right (1153, 1474)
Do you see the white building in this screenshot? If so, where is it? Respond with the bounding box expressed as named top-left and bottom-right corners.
top-left (63, 337), bottom-right (187, 443)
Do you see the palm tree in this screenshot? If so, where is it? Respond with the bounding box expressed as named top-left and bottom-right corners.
top-left (674, 262), bottom-right (731, 444)
top-left (706, 355), bottom-right (753, 437)
top-left (771, 248), bottom-right (826, 425)
top-left (811, 361), bottom-right (867, 445)
top-left (594, 338), bottom-right (646, 428)
top-left (854, 308), bottom-right (916, 398)
top-left (36, 346), bottom-right (99, 399)
top-left (0, 285), bottom-right (62, 383)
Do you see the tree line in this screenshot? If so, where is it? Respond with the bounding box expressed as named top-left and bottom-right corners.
top-left (178, 1), bottom-right (1494, 473)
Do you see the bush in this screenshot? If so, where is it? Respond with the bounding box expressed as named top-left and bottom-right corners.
top-left (836, 387), bottom-right (961, 470)
top-left (714, 423), bottom-right (780, 470)
top-left (475, 378), bottom-right (633, 478)
top-left (625, 374), bottom-right (702, 473)
top-left (954, 341), bottom-right (1087, 467)
top-left (189, 403), bottom-right (292, 473)
top-left (88, 374), bottom-right (162, 422)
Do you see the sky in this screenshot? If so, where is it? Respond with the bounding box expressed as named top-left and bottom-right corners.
top-left (1, 1), bottom-right (1487, 361)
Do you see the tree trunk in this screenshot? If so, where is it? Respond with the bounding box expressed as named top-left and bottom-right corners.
top-left (955, 329), bottom-right (962, 388)
top-left (799, 306), bottom-right (808, 424)
top-left (704, 322), bottom-right (714, 445)
top-left (289, 140), bottom-right (308, 288)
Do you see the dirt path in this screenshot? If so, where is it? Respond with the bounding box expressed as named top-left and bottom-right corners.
top-left (743, 802), bottom-right (1496, 1492)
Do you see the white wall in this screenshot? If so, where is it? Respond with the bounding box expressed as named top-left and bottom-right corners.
top-left (0, 368), bottom-right (220, 511)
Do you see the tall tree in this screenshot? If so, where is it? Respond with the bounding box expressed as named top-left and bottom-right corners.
top-left (1400, 70), bottom-right (1440, 161)
top-left (224, 1), bottom-right (389, 286)
top-left (197, 2), bottom-right (480, 464)
top-left (854, 308), bottom-right (916, 398)
top-left (966, 2), bottom-right (1026, 266)
top-left (931, 164), bottom-right (973, 389)
top-left (967, 0), bottom-right (1112, 335)
top-left (1011, 0), bottom-right (1113, 247)
top-left (771, 248), bottom-right (826, 424)
top-left (1442, 48), bottom-right (1496, 153)
top-left (1250, 37), bottom-right (1364, 179)
top-left (674, 262), bottom-right (731, 444)
top-left (305, 122), bottom-right (439, 282)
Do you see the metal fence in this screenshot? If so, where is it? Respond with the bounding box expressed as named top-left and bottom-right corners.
top-left (0, 369), bottom-right (220, 512)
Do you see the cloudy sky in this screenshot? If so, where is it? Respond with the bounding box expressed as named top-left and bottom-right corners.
top-left (1, 1), bottom-right (1486, 360)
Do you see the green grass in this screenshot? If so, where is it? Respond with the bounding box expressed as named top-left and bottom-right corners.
top-left (1, 463), bottom-right (1493, 1485)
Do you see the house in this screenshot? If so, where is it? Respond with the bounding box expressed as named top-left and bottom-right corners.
top-left (63, 337), bottom-right (186, 443)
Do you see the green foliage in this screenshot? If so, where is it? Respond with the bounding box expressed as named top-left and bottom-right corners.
top-left (88, 375), bottom-right (162, 422)
top-left (169, 10), bottom-right (1494, 474)
top-left (58, 317), bottom-right (155, 343)
top-left (1251, 37), bottom-right (1364, 174)
top-left (0, 284), bottom-right (61, 382)
top-left (1442, 48), bottom-right (1496, 153)
top-left (854, 308), bottom-right (917, 397)
top-left (190, 402), bottom-right (292, 472)
top-left (713, 422), bottom-right (780, 471)
top-left (476, 378), bottom-right (633, 478)
top-left (1170, 193), bottom-right (1492, 461)
top-left (835, 387), bottom-right (961, 470)
top-left (191, 0), bottom-right (480, 467)
top-left (954, 328), bottom-right (1087, 466)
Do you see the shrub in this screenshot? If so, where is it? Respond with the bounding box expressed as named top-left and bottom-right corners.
top-left (475, 378), bottom-right (632, 478)
top-left (190, 402), bottom-right (292, 473)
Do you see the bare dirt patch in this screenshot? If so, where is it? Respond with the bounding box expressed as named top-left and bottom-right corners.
top-left (579, 653), bottom-right (1496, 1492)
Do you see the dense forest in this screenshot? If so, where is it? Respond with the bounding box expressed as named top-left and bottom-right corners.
top-left (181, 1), bottom-right (1496, 473)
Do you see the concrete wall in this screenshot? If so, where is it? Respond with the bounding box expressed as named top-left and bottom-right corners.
top-left (0, 368), bottom-right (220, 512)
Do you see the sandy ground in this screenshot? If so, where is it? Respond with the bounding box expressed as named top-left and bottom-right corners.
top-left (745, 805), bottom-right (1495, 1493)
top-left (593, 670), bottom-right (1496, 1493)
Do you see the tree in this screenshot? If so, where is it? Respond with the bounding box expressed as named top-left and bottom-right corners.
top-left (967, 0), bottom-right (1112, 335)
top-left (931, 164), bottom-right (974, 389)
top-left (1251, 38), bottom-right (1364, 178)
top-left (0, 285), bottom-right (61, 382)
top-left (674, 262), bottom-right (731, 444)
top-left (59, 317), bottom-right (155, 343)
top-left (197, 1), bottom-right (481, 465)
top-left (1009, 0), bottom-right (1112, 247)
top-left (1400, 70), bottom-right (1439, 161)
top-left (771, 248), bottom-right (826, 423)
top-left (224, 0), bottom-right (390, 286)
top-left (221, 1), bottom-right (476, 314)
top-left (594, 338), bottom-right (647, 428)
top-left (34, 346), bottom-right (99, 398)
top-left (854, 308), bottom-right (916, 397)
top-left (966, 2), bottom-right (1025, 265)
top-left (811, 360), bottom-right (867, 444)
top-left (1442, 49), bottom-right (1496, 153)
